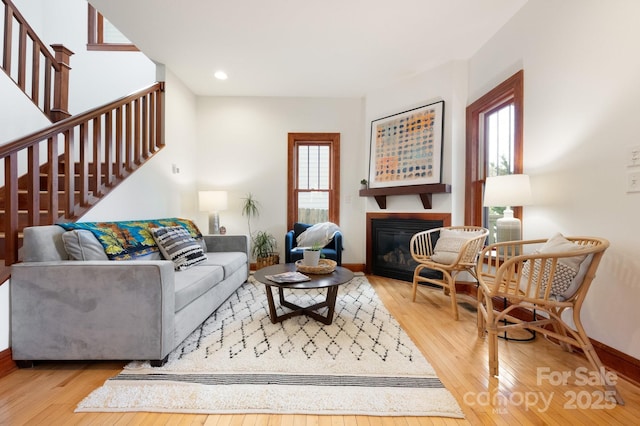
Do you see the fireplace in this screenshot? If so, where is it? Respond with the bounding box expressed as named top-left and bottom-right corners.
top-left (366, 213), bottom-right (451, 282)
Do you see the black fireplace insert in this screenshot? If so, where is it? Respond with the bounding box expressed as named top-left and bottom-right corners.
top-left (370, 217), bottom-right (444, 282)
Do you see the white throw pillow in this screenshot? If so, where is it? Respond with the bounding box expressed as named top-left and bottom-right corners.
top-left (296, 222), bottom-right (341, 248)
top-left (519, 233), bottom-right (589, 299)
top-left (537, 233), bottom-right (587, 271)
top-left (430, 228), bottom-right (486, 265)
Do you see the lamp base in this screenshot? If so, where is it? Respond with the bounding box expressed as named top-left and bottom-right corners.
top-left (496, 212), bottom-right (521, 255)
top-left (496, 216), bottom-right (521, 242)
top-left (209, 212), bottom-right (221, 234)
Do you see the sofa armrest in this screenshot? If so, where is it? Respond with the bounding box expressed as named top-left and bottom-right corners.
top-left (10, 260), bottom-right (176, 361)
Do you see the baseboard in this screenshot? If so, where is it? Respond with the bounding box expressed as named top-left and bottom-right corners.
top-left (341, 263), bottom-right (365, 272)
top-left (455, 282), bottom-right (640, 387)
top-left (0, 348), bottom-right (16, 379)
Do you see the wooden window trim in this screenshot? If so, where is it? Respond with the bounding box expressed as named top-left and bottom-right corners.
top-left (287, 133), bottom-right (340, 230)
top-left (465, 70), bottom-right (524, 226)
top-left (87, 5), bottom-right (139, 52)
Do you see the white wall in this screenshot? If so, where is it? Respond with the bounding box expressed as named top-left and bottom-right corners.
top-left (364, 60), bottom-right (469, 223)
top-left (0, 77), bottom-right (51, 144)
top-left (195, 97), bottom-right (365, 263)
top-left (43, 0), bottom-right (156, 114)
top-left (468, 0), bottom-right (640, 359)
top-left (81, 68), bottom-right (198, 221)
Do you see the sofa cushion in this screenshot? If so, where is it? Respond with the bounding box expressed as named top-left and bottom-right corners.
top-left (174, 265), bottom-right (225, 311)
top-left (62, 230), bottom-right (109, 260)
top-left (152, 226), bottom-right (207, 271)
top-left (22, 225), bottom-right (69, 261)
top-left (200, 252), bottom-right (248, 278)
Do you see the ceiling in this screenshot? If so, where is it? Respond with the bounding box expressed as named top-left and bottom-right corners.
top-left (89, 0), bottom-right (527, 98)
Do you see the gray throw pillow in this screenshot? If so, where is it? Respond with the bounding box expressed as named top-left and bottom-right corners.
top-left (61, 230), bottom-right (109, 260)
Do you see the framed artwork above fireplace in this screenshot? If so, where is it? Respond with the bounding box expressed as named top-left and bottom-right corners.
top-left (368, 100), bottom-right (445, 189)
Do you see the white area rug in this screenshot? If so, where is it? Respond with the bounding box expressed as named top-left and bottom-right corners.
top-left (76, 275), bottom-right (464, 418)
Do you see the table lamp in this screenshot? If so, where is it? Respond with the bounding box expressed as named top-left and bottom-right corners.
top-left (483, 174), bottom-right (532, 243)
top-left (199, 190), bottom-right (228, 234)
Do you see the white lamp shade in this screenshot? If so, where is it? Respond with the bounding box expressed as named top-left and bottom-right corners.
top-left (199, 191), bottom-right (228, 212)
top-left (483, 174), bottom-right (532, 207)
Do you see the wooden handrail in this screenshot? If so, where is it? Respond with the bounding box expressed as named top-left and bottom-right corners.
top-left (0, 83), bottom-right (164, 156)
top-left (0, 82), bottom-right (165, 277)
top-left (1, 0), bottom-right (72, 121)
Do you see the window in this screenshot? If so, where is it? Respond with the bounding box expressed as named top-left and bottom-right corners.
top-left (87, 5), bottom-right (138, 51)
top-left (287, 133), bottom-right (340, 229)
top-left (465, 70), bottom-right (524, 243)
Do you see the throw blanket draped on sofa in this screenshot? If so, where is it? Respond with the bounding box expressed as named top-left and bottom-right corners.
top-left (58, 218), bottom-right (202, 260)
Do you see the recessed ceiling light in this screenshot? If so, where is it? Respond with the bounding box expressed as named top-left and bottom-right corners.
top-left (214, 70), bottom-right (228, 80)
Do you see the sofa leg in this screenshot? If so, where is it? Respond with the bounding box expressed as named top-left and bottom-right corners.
top-left (15, 360), bottom-right (35, 368)
top-left (150, 355), bottom-right (169, 367)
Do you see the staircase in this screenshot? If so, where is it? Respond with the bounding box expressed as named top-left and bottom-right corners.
top-left (0, 0), bottom-right (165, 283)
top-left (0, 84), bottom-right (165, 283)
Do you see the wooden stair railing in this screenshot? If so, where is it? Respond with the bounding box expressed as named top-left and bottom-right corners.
top-left (1, 0), bottom-right (72, 121)
top-left (0, 82), bottom-right (165, 283)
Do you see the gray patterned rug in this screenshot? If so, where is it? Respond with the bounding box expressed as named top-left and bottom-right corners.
top-left (76, 275), bottom-right (464, 418)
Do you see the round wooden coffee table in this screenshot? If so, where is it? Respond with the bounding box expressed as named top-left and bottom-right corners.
top-left (253, 263), bottom-right (354, 325)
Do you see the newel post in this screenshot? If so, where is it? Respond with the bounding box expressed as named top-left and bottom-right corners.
top-left (50, 44), bottom-right (74, 122)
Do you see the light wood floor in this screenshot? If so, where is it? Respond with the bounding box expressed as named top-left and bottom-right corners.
top-left (1, 275), bottom-right (639, 425)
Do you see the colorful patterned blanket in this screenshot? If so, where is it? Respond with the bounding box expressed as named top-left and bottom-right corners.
top-left (58, 218), bottom-right (203, 260)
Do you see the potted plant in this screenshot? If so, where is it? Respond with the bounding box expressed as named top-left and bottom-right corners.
top-left (241, 193), bottom-right (259, 238)
top-left (360, 178), bottom-right (368, 190)
top-left (302, 242), bottom-right (323, 267)
top-left (242, 193), bottom-right (279, 269)
top-left (252, 230), bottom-right (279, 269)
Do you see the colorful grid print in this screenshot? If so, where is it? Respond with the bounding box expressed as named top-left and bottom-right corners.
top-left (374, 107), bottom-right (437, 183)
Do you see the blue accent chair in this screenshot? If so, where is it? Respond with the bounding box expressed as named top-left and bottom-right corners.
top-left (285, 222), bottom-right (343, 265)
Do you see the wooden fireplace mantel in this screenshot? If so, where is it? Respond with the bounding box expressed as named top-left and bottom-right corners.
top-left (359, 184), bottom-right (451, 209)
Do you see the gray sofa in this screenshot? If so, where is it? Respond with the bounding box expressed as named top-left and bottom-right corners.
top-left (11, 224), bottom-right (249, 366)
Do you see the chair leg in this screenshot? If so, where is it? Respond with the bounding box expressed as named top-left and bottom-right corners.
top-left (441, 272), bottom-right (458, 320)
top-left (477, 290), bottom-right (486, 338)
top-left (487, 324), bottom-right (499, 377)
top-left (572, 311), bottom-right (625, 405)
top-left (448, 282), bottom-right (459, 321)
top-left (551, 320), bottom-right (573, 353)
top-left (411, 268), bottom-right (421, 302)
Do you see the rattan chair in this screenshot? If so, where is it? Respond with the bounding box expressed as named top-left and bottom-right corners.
top-left (476, 235), bottom-right (624, 405)
top-left (409, 226), bottom-right (489, 320)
